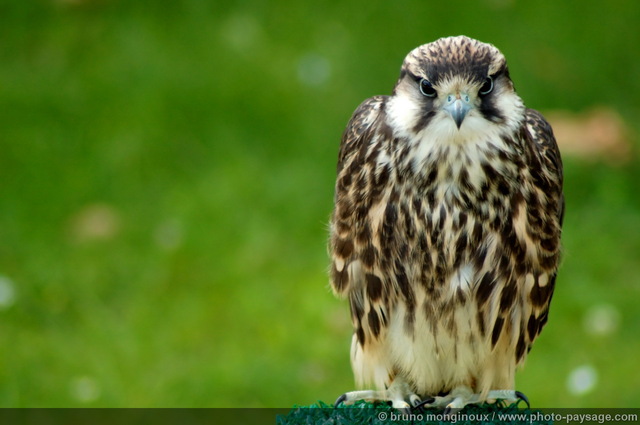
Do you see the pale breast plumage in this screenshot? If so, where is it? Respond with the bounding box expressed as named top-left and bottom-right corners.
top-left (329, 36), bottom-right (563, 406)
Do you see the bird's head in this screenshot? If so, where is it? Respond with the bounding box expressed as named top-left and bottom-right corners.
top-left (389, 36), bottom-right (525, 141)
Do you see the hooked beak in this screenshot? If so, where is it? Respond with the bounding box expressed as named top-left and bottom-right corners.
top-left (443, 93), bottom-right (472, 129)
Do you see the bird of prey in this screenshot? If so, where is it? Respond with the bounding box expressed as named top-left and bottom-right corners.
top-left (329, 36), bottom-right (563, 410)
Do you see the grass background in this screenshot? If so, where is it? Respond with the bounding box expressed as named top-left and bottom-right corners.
top-left (1, 0), bottom-right (639, 408)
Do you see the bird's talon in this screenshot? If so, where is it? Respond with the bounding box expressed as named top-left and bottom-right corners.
top-left (413, 397), bottom-right (435, 410)
top-left (409, 394), bottom-right (422, 407)
top-left (334, 394), bottom-right (347, 407)
top-left (515, 391), bottom-right (530, 408)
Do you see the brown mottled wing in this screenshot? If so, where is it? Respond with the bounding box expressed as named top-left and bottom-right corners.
top-left (519, 108), bottom-right (564, 360)
top-left (335, 96), bottom-right (387, 172)
top-left (526, 109), bottom-right (564, 224)
top-left (330, 96), bottom-right (391, 347)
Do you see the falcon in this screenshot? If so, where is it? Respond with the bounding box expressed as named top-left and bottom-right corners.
top-left (329, 36), bottom-right (563, 410)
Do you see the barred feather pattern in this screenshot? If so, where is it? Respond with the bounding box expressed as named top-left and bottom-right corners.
top-left (329, 36), bottom-right (563, 399)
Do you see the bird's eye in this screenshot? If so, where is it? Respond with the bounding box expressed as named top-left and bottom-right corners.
top-left (419, 79), bottom-right (437, 97)
top-left (479, 76), bottom-right (493, 96)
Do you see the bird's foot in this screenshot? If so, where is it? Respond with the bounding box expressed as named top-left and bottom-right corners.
top-left (414, 387), bottom-right (529, 413)
top-left (335, 379), bottom-right (422, 411)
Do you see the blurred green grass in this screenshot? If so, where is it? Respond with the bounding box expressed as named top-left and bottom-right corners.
top-left (0, 0), bottom-right (639, 408)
